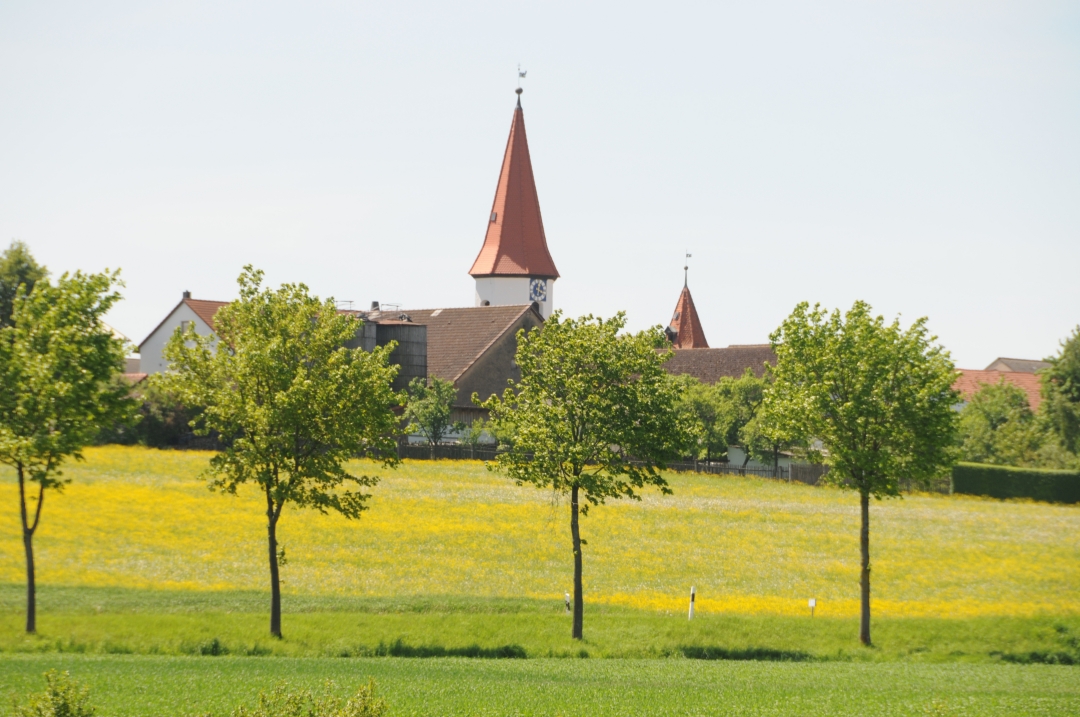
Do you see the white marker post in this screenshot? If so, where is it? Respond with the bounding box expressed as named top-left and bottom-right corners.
top-left (565, 592), bottom-right (571, 615)
top-left (689, 586), bottom-right (696, 620)
top-left (808, 598), bottom-right (816, 617)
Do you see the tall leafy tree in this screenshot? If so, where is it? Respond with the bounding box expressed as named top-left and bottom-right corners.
top-left (161, 267), bottom-right (401, 638)
top-left (480, 312), bottom-right (693, 640)
top-left (0, 241), bottom-right (48, 328)
top-left (673, 375), bottom-right (725, 461)
top-left (0, 270), bottom-right (133, 633)
top-left (1042, 326), bottom-right (1080, 458)
top-left (958, 379), bottom-right (1046, 467)
top-left (403, 376), bottom-right (463, 456)
top-left (760, 301), bottom-right (957, 646)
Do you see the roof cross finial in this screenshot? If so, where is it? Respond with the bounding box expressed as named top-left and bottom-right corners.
top-left (684, 251), bottom-right (692, 287)
top-left (516, 65), bottom-right (527, 107)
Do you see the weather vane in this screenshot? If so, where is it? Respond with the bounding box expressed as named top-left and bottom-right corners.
top-left (684, 252), bottom-right (692, 287)
top-left (516, 65), bottom-right (527, 104)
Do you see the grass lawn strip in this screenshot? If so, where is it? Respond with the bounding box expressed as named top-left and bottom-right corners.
top-left (2, 655), bottom-right (1078, 716)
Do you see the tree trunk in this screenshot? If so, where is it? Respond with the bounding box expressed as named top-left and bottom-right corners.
top-left (859, 490), bottom-right (871, 646)
top-left (17, 464), bottom-right (41, 634)
top-left (570, 483), bottom-right (584, 640)
top-left (23, 529), bottom-right (36, 634)
top-left (266, 490), bottom-right (282, 639)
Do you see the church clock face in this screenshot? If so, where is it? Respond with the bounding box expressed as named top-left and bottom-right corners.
top-left (529, 278), bottom-right (547, 303)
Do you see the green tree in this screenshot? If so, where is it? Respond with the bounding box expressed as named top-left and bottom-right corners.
top-left (160, 267), bottom-right (401, 638)
top-left (0, 271), bottom-right (133, 633)
top-left (1042, 326), bottom-right (1080, 458)
top-left (958, 379), bottom-right (1046, 467)
top-left (760, 301), bottom-right (957, 646)
top-left (673, 375), bottom-right (724, 461)
top-left (0, 241), bottom-right (48, 328)
top-left (712, 369), bottom-right (769, 469)
top-left (461, 417), bottom-right (495, 456)
top-left (403, 376), bottom-right (463, 456)
top-left (479, 312), bottom-right (693, 640)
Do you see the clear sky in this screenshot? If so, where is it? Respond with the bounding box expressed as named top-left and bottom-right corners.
top-left (2, 1), bottom-right (1077, 368)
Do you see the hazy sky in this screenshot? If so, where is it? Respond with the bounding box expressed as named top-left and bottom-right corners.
top-left (2, 1), bottom-right (1077, 368)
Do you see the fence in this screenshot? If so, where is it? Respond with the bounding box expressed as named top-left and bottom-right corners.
top-left (398, 443), bottom-right (499, 462)
top-left (187, 437), bottom-right (950, 494)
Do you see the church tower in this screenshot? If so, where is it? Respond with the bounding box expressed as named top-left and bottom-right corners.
top-left (469, 89), bottom-right (559, 318)
top-left (666, 275), bottom-right (709, 349)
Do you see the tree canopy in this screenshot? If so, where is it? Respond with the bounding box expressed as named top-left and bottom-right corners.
top-left (0, 270), bottom-right (134, 632)
top-left (160, 266), bottom-right (401, 637)
top-left (480, 311), bottom-right (693, 639)
top-left (958, 379), bottom-right (1046, 467)
top-left (404, 376), bottom-right (462, 449)
top-left (760, 301), bottom-right (958, 646)
top-left (0, 241), bottom-right (47, 328)
top-left (1042, 326), bottom-right (1080, 458)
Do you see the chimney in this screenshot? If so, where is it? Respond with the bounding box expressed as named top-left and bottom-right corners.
top-left (370, 301), bottom-right (380, 311)
top-left (183, 290), bottom-right (191, 300)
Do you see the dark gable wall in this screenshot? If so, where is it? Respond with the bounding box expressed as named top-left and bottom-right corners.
top-left (454, 310), bottom-right (543, 409)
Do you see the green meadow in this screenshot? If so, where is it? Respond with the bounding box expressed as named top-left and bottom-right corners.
top-left (1, 448), bottom-right (1078, 714)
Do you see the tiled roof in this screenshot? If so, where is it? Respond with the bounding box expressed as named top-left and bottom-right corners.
top-left (185, 299), bottom-right (229, 330)
top-left (954, 369), bottom-right (1043, 411)
top-left (983, 357), bottom-right (1051, 374)
top-left (662, 345), bottom-right (776, 383)
top-left (384, 305), bottom-right (540, 382)
top-left (668, 285), bottom-right (708, 349)
top-left (469, 99), bottom-right (559, 279)
top-left (138, 296), bottom-right (230, 350)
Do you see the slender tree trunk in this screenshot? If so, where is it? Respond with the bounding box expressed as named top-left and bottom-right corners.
top-left (570, 483), bottom-right (584, 640)
top-left (17, 464), bottom-right (42, 634)
top-left (859, 490), bottom-right (871, 646)
top-left (266, 489), bottom-right (282, 639)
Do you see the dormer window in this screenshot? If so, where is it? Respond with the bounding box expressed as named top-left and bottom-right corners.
top-left (490, 212), bottom-right (497, 222)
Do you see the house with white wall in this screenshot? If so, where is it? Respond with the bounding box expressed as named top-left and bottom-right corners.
top-left (137, 291), bottom-right (228, 375)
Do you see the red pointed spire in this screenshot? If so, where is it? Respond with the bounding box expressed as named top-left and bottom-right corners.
top-left (469, 95), bottom-right (559, 279)
top-left (668, 285), bottom-right (709, 349)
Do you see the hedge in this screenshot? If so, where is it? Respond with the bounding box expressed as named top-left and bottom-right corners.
top-left (952, 462), bottom-right (1080, 504)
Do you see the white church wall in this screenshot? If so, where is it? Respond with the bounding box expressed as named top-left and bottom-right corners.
top-left (138, 302), bottom-right (215, 375)
top-left (474, 276), bottom-right (554, 318)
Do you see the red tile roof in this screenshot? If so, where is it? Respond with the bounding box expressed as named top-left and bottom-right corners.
top-left (397, 305), bottom-right (541, 382)
top-left (184, 299), bottom-right (229, 330)
top-left (138, 297), bottom-right (230, 350)
top-left (668, 285), bottom-right (708, 349)
top-left (469, 99), bottom-right (559, 279)
top-left (662, 345), bottom-right (776, 383)
top-left (954, 369), bottom-right (1043, 411)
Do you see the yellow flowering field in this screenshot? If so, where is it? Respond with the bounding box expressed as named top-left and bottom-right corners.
top-left (1, 446), bottom-right (1077, 619)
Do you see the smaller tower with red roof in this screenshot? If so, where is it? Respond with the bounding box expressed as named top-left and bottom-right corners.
top-left (665, 259), bottom-right (708, 349)
top-left (469, 88), bottom-right (559, 318)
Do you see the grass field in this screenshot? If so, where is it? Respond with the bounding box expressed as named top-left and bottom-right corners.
top-left (2, 655), bottom-right (1078, 716)
top-left (1, 446), bottom-right (1077, 619)
top-left (1, 447), bottom-right (1078, 714)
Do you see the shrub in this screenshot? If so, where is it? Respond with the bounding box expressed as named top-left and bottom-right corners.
top-left (233, 680), bottom-right (387, 717)
top-left (952, 462), bottom-right (1080, 504)
top-left (96, 380), bottom-right (202, 448)
top-left (13, 670), bottom-right (96, 717)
